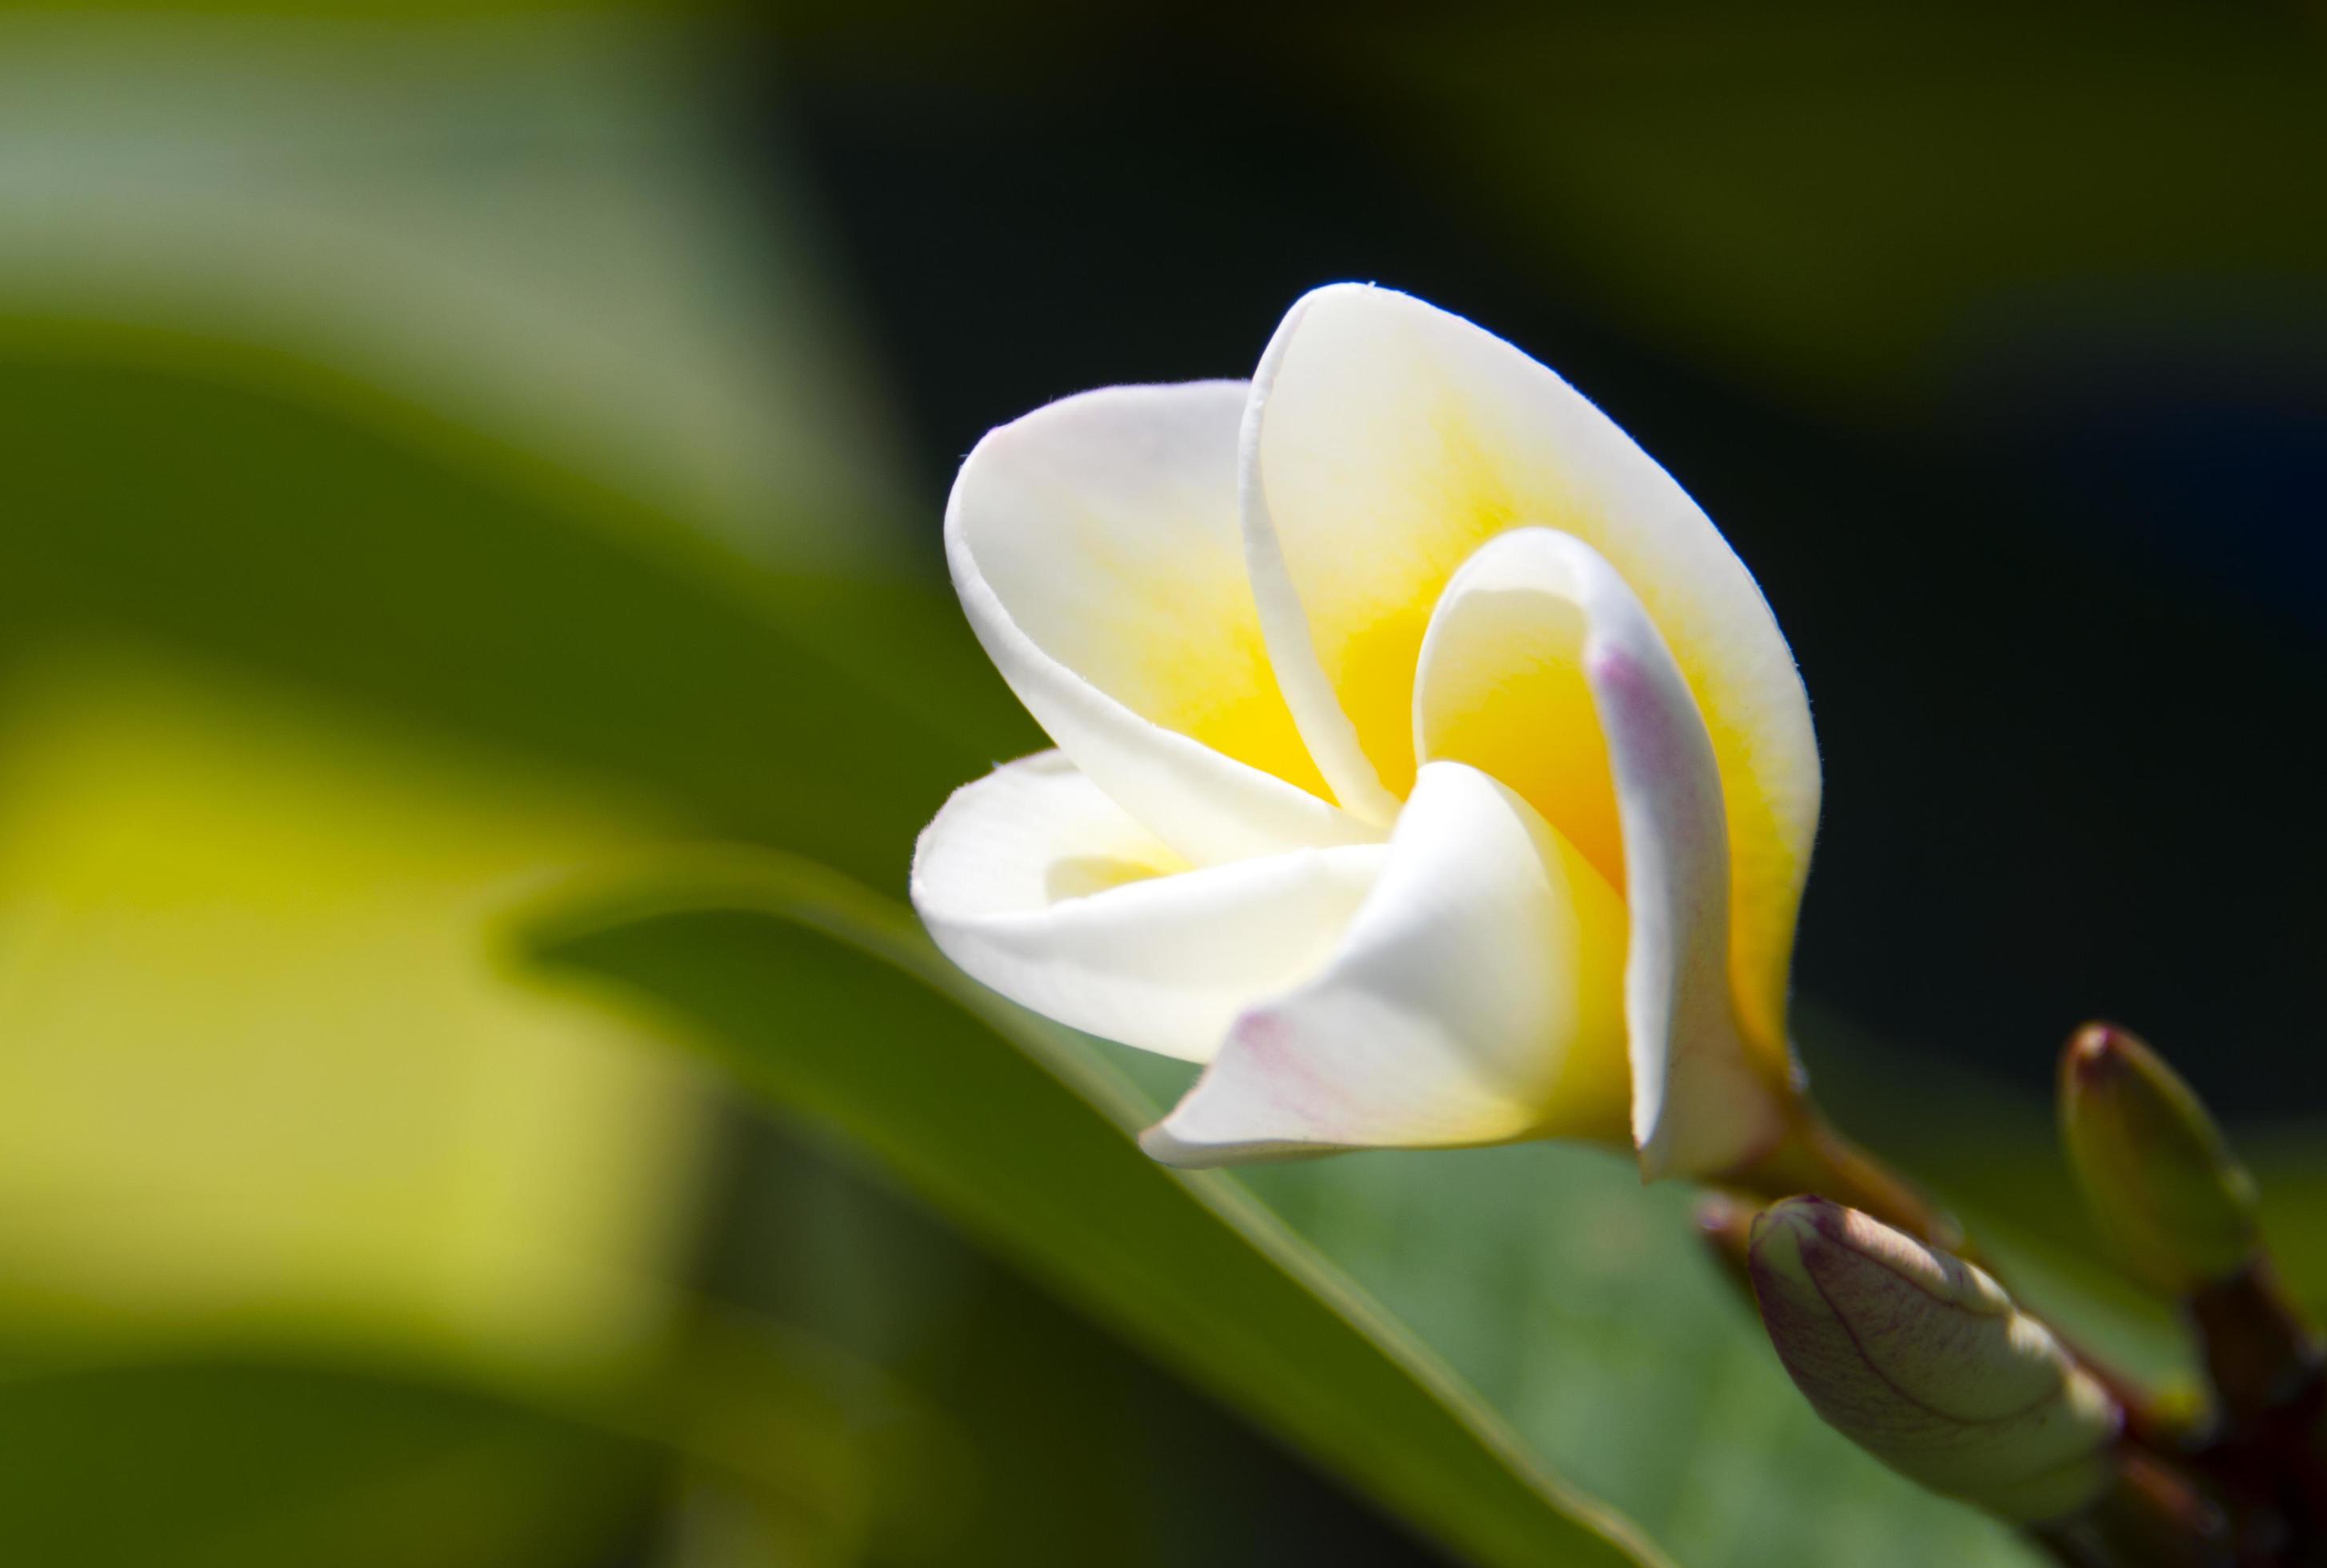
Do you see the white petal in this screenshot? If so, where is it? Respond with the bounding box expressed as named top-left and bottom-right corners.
top-left (911, 752), bottom-right (1388, 1062)
top-left (950, 381), bottom-right (1372, 863)
top-left (1240, 285), bottom-right (1818, 1050)
top-left (1415, 529), bottom-right (1787, 1177)
top-left (1142, 761), bottom-right (1629, 1166)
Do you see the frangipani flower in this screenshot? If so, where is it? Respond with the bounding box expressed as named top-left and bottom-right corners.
top-left (911, 285), bottom-right (1819, 1178)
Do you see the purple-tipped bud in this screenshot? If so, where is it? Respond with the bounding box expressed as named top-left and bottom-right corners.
top-left (2061, 1023), bottom-right (2258, 1296)
top-left (1749, 1197), bottom-right (2120, 1522)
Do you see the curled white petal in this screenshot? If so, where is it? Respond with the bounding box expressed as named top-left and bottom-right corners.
top-left (1415, 528), bottom-right (1787, 1178)
top-left (950, 381), bottom-right (1372, 864)
top-left (1142, 761), bottom-right (1629, 1166)
top-left (912, 752), bottom-right (1387, 1062)
top-left (1240, 284), bottom-right (1818, 1052)
top-left (1237, 305), bottom-right (1403, 825)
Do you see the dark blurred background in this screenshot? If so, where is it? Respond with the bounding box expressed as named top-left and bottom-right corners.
top-left (2, 3), bottom-right (2323, 1566)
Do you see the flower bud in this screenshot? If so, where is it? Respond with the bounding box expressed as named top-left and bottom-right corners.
top-left (1749, 1197), bottom-right (2121, 1523)
top-left (2060, 1023), bottom-right (2258, 1296)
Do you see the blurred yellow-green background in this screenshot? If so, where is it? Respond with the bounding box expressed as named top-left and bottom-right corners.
top-left (5, 5), bottom-right (2326, 1566)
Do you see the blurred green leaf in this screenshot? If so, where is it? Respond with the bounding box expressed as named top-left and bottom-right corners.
top-left (2245, 1138), bottom-right (2327, 1313)
top-left (639, 1307), bottom-right (971, 1568)
top-left (696, 1114), bottom-right (1475, 1568)
top-left (0, 654), bottom-right (710, 1382)
top-left (0, 1309), bottom-right (944, 1568)
top-left (515, 849), bottom-right (1665, 1568)
top-left (0, 14), bottom-right (1041, 902)
top-left (0, 12), bottom-right (906, 570)
top-left (0, 337), bottom-right (1033, 898)
top-left (0, 1356), bottom-right (653, 1568)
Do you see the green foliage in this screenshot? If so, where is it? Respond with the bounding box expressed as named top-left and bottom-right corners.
top-left (0, 1358), bottom-right (650, 1568)
top-left (0, 333), bottom-right (1026, 895)
top-left (0, 1314), bottom-right (950, 1568)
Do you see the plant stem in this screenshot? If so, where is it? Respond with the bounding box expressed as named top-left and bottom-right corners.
top-left (2038, 1450), bottom-right (2233, 1568)
top-left (2179, 1261), bottom-right (2327, 1566)
top-left (1730, 1106), bottom-right (1962, 1252)
top-left (1729, 1104), bottom-right (2181, 1445)
top-left (2190, 1262), bottom-right (2323, 1430)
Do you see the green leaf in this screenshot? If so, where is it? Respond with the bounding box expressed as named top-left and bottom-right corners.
top-left (0, 1310), bottom-right (959, 1568)
top-left (514, 849), bottom-right (1665, 1568)
top-left (0, 337), bottom-right (1034, 896)
top-left (0, 13), bottom-right (907, 572)
top-left (0, 1356), bottom-right (654, 1568)
top-left (1216, 1135), bottom-right (2041, 1568)
top-left (0, 16), bottom-right (1041, 896)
